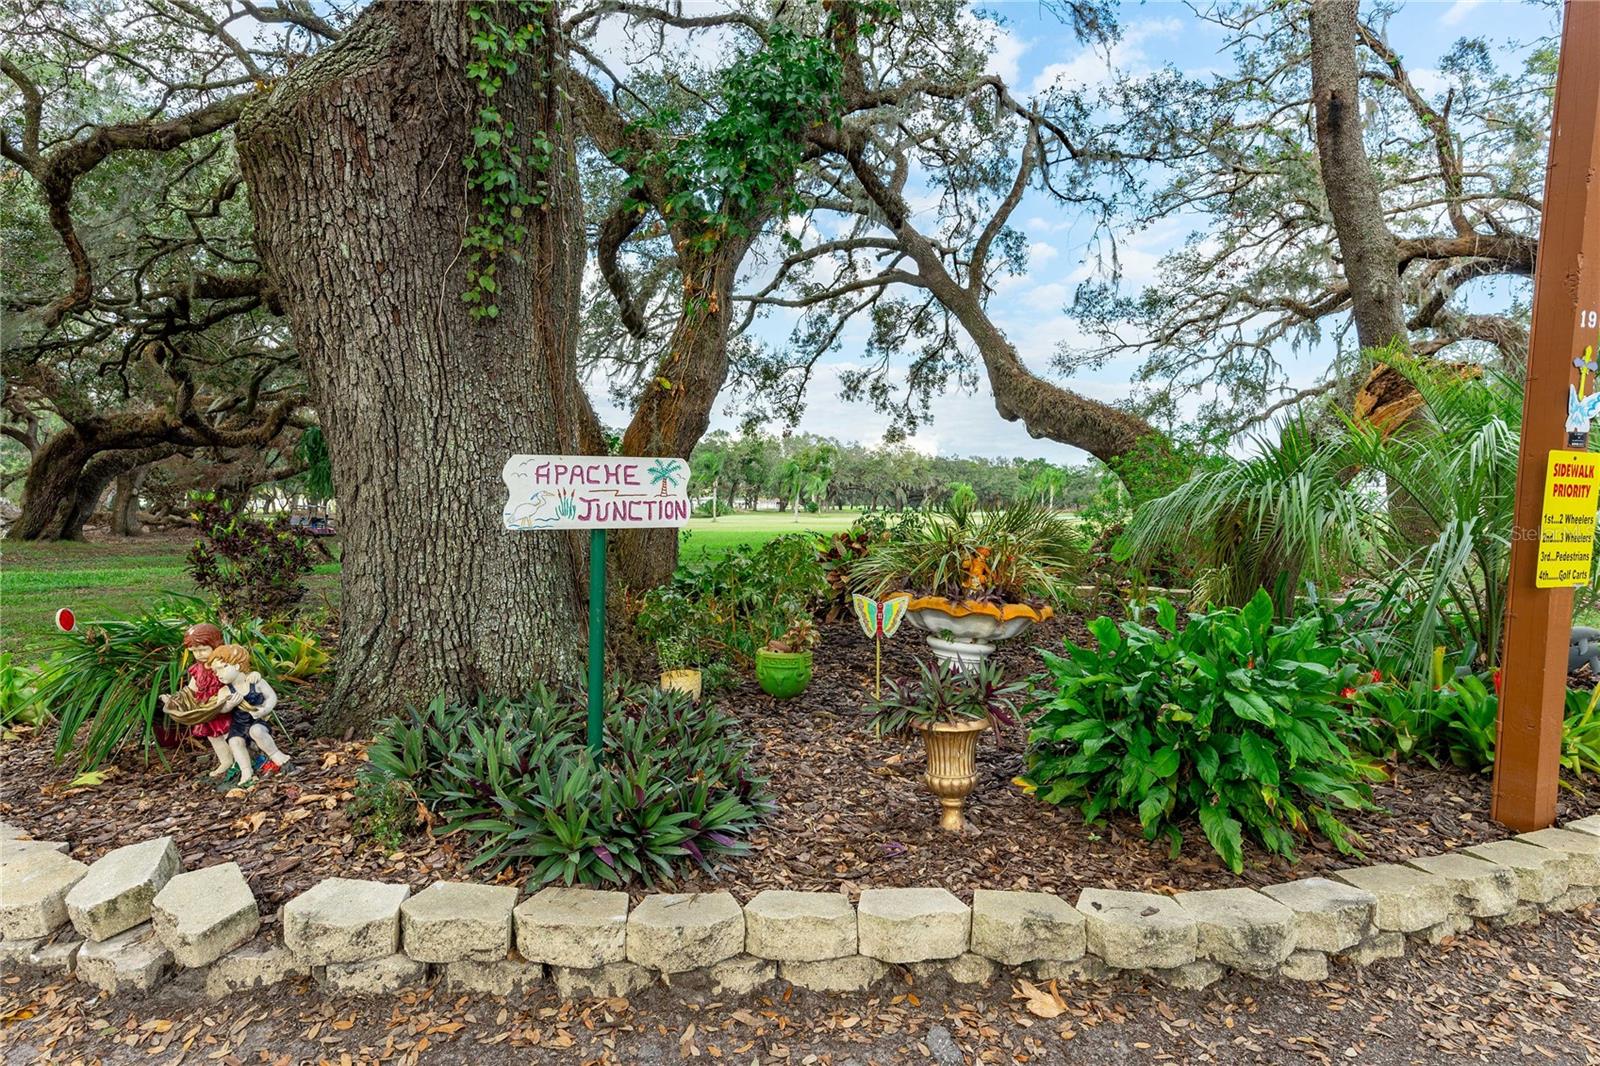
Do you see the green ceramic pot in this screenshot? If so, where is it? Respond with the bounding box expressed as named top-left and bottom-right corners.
top-left (755, 648), bottom-right (813, 699)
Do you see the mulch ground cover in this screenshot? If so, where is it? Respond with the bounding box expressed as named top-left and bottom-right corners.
top-left (2, 614), bottom-right (1597, 916)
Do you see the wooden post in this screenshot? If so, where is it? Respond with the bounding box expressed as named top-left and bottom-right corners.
top-left (1491, 0), bottom-right (1600, 831)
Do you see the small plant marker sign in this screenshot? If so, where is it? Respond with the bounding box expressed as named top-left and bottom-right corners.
top-left (501, 455), bottom-right (691, 750)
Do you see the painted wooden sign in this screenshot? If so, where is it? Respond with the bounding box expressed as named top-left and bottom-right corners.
top-left (1536, 448), bottom-right (1600, 588)
top-left (501, 455), bottom-right (691, 530)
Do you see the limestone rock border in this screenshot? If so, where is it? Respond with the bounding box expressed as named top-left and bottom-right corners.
top-left (2, 813), bottom-right (1596, 1002)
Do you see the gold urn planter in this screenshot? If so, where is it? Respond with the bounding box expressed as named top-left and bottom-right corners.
top-left (911, 716), bottom-right (990, 832)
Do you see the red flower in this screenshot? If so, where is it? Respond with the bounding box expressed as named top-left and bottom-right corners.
top-left (1340, 686), bottom-right (1358, 700)
top-left (1492, 669), bottom-right (1503, 696)
top-left (1370, 669), bottom-right (1383, 684)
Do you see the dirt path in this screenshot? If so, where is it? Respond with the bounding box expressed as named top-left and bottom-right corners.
top-left (3, 908), bottom-right (1596, 1065)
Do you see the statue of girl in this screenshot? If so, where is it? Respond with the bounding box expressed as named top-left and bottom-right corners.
top-left (209, 643), bottom-right (293, 785)
top-left (158, 622), bottom-right (236, 777)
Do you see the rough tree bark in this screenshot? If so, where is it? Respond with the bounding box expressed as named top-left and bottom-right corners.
top-left (569, 73), bottom-right (755, 592)
top-left (11, 429), bottom-right (97, 541)
top-left (237, 0), bottom-right (591, 733)
top-left (11, 420), bottom-right (184, 541)
top-left (610, 241), bottom-right (749, 591)
top-left (1309, 0), bottom-right (1408, 352)
top-left (110, 466), bottom-right (147, 537)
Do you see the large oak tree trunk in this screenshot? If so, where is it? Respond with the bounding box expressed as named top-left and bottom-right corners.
top-left (1309, 0), bottom-right (1407, 352)
top-left (237, 0), bottom-right (591, 734)
top-left (110, 466), bottom-right (148, 537)
top-left (10, 429), bottom-right (96, 541)
top-left (611, 243), bottom-right (747, 592)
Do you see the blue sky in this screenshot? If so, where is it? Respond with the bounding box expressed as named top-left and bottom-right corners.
top-left (587, 0), bottom-right (1551, 464)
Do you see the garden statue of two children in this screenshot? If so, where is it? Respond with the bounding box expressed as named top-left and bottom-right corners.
top-left (158, 622), bottom-right (292, 785)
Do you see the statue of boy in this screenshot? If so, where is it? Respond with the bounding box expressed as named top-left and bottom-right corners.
top-left (209, 643), bottom-right (293, 784)
top-left (158, 622), bottom-right (237, 776)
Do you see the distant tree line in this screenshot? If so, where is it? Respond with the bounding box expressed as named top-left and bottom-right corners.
top-left (685, 431), bottom-right (1102, 515)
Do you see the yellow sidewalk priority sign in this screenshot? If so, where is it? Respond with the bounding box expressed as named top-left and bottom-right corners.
top-left (1537, 449), bottom-right (1600, 588)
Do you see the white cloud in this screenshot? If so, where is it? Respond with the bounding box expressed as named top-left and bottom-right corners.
top-left (1020, 281), bottom-right (1070, 312)
top-left (1441, 1), bottom-right (1484, 27)
top-left (1023, 214), bottom-right (1072, 234)
top-left (1028, 241), bottom-right (1059, 267)
top-left (1408, 66), bottom-right (1452, 99)
top-left (962, 10), bottom-right (1029, 85)
top-left (1027, 17), bottom-right (1183, 98)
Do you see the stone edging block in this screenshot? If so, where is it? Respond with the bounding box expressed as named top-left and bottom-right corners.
top-left (1076, 888), bottom-right (1196, 970)
top-left (11, 812), bottom-right (1600, 1005)
top-left (283, 878), bottom-right (410, 964)
top-left (1174, 887), bottom-right (1296, 970)
top-left (970, 889), bottom-right (1085, 966)
top-left (66, 837), bottom-right (181, 941)
top-left (743, 890), bottom-right (856, 961)
top-left (625, 892), bottom-right (744, 973)
top-left (1330, 864), bottom-right (1451, 932)
top-left (515, 887), bottom-right (628, 968)
top-left (401, 881), bottom-right (516, 963)
top-left (857, 887), bottom-right (969, 963)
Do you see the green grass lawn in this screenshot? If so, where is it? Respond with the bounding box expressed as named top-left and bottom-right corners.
top-left (679, 509), bottom-right (856, 559)
top-left (0, 537), bottom-right (341, 660)
top-left (0, 510), bottom-right (861, 660)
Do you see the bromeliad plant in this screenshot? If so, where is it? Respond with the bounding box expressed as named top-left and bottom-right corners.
top-left (868, 658), bottom-right (1026, 832)
top-left (360, 684), bottom-right (770, 887)
top-left (851, 497), bottom-right (1085, 607)
top-left (1021, 591), bottom-right (1379, 873)
top-left (868, 658), bottom-right (1025, 738)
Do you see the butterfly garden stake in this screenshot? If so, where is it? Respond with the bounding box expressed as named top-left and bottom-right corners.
top-left (853, 593), bottom-right (911, 697)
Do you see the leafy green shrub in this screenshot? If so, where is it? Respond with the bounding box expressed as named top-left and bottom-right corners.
top-left (1343, 674), bottom-right (1439, 763)
top-left (186, 495), bottom-right (318, 623)
top-left (1422, 676), bottom-right (1600, 778)
top-left (1563, 687), bottom-right (1600, 778)
top-left (635, 534), bottom-right (827, 676)
top-left (816, 513), bottom-right (894, 620)
top-left (361, 685), bottom-right (770, 887)
top-left (0, 654), bottom-right (47, 728)
top-left (34, 595), bottom-right (327, 770)
top-left (351, 774), bottom-right (418, 853)
top-left (1431, 675), bottom-right (1498, 771)
top-left (1021, 591), bottom-right (1378, 872)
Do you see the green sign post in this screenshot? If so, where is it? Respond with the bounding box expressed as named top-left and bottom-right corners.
top-left (586, 527), bottom-right (607, 751)
top-left (501, 455), bottom-right (691, 752)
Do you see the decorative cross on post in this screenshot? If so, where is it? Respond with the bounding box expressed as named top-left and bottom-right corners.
top-left (502, 455), bottom-right (691, 752)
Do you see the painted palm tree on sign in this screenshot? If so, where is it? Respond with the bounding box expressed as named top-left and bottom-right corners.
top-left (648, 459), bottom-right (683, 497)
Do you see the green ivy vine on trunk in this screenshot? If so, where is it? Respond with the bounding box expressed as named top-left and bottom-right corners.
top-left (462, 0), bottom-right (555, 319)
